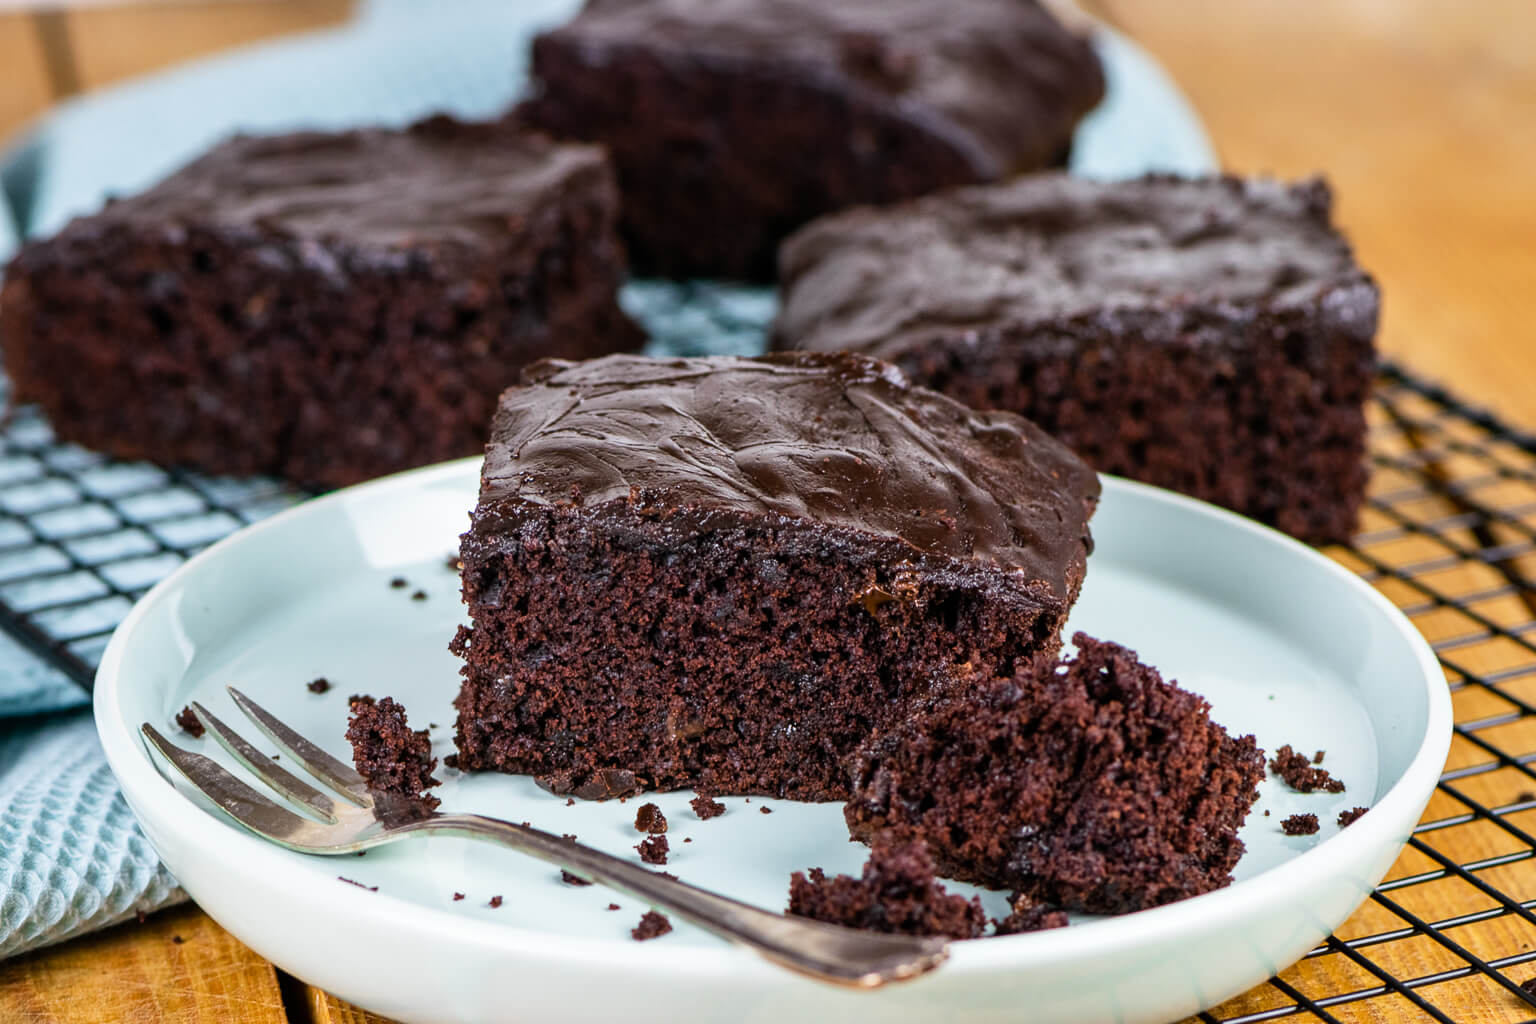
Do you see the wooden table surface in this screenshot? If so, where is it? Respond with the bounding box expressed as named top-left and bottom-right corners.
top-left (1, 1), bottom-right (1534, 1022)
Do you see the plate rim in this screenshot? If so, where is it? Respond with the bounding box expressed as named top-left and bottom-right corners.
top-left (94, 459), bottom-right (1452, 981)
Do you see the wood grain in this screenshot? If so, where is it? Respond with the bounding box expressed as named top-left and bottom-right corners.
top-left (0, 904), bottom-right (286, 1023)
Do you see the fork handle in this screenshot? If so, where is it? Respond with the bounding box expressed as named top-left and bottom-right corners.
top-left (401, 812), bottom-right (948, 988)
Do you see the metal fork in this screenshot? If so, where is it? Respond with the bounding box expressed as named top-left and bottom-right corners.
top-left (141, 686), bottom-right (949, 988)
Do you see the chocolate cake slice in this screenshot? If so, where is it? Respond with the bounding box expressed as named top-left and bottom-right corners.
top-left (844, 634), bottom-right (1264, 914)
top-left (517, 0), bottom-right (1103, 280)
top-left (0, 115), bottom-right (642, 489)
top-left (452, 352), bottom-right (1098, 801)
top-left (775, 174), bottom-right (1379, 542)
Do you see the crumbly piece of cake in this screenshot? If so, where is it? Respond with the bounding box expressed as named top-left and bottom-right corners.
top-left (787, 839), bottom-right (984, 940)
top-left (632, 910), bottom-right (672, 941)
top-left (451, 352), bottom-right (1098, 801)
top-left (690, 794), bottom-right (726, 820)
top-left (1281, 813), bottom-right (1320, 836)
top-left (1337, 806), bottom-right (1368, 827)
top-left (636, 835), bottom-right (669, 865)
top-left (517, 0), bottom-right (1102, 280)
top-left (0, 115), bottom-right (641, 489)
top-left (844, 634), bottom-right (1264, 914)
top-left (1270, 744), bottom-right (1346, 793)
top-left (994, 898), bottom-right (1068, 936)
top-left (174, 706), bottom-right (204, 738)
top-left (775, 174), bottom-right (1378, 542)
top-left (634, 803), bottom-right (668, 834)
top-left (346, 695), bottom-right (441, 812)
top-left (306, 678), bottom-right (331, 694)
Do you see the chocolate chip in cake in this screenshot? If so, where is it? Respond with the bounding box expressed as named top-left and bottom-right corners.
top-left (637, 835), bottom-right (669, 865)
top-left (1281, 813), bottom-right (1320, 836)
top-left (1270, 744), bottom-right (1345, 794)
top-left (634, 803), bottom-right (668, 834)
top-left (174, 706), bottom-right (204, 738)
top-left (307, 677), bottom-right (331, 694)
top-left (632, 910), bottom-right (671, 941)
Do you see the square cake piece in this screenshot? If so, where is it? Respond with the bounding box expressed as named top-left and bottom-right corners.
top-left (0, 115), bottom-right (642, 489)
top-left (774, 174), bottom-right (1380, 543)
top-left (516, 0), bottom-right (1103, 281)
top-left (451, 352), bottom-right (1099, 801)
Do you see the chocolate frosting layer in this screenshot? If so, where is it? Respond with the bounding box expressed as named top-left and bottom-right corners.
top-left (532, 0), bottom-right (1104, 177)
top-left (777, 174), bottom-right (1375, 360)
top-left (476, 353), bottom-right (1099, 595)
top-left (25, 116), bottom-right (608, 258)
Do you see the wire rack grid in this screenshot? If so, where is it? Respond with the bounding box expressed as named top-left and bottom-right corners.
top-left (0, 347), bottom-right (1533, 1022)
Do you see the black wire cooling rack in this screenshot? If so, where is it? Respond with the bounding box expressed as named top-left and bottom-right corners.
top-left (1, 352), bottom-right (1534, 1022)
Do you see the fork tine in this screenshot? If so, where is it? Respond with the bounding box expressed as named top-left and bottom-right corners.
top-left (142, 724), bottom-right (313, 837)
top-left (227, 686), bottom-right (372, 806)
top-left (190, 702), bottom-right (338, 823)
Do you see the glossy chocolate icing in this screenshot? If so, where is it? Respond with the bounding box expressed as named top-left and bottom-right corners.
top-left (530, 0), bottom-right (1104, 178)
top-left (25, 116), bottom-right (608, 264)
top-left (777, 174), bottom-right (1377, 361)
top-left (474, 352), bottom-right (1098, 597)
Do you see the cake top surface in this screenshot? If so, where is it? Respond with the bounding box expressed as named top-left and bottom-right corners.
top-left (54, 115), bottom-right (607, 252)
top-left (536, 0), bottom-right (1103, 176)
top-left (778, 174), bottom-right (1374, 358)
top-left (477, 352), bottom-right (1098, 593)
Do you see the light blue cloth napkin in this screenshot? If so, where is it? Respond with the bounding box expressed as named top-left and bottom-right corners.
top-left (0, 0), bottom-right (1215, 960)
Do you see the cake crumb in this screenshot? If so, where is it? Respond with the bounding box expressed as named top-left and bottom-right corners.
top-left (1312, 749), bottom-right (1326, 764)
top-left (637, 835), bottom-right (669, 865)
top-left (338, 877), bottom-right (378, 892)
top-left (561, 870), bottom-right (592, 887)
top-left (1281, 813), bottom-right (1320, 836)
top-left (389, 577), bottom-right (408, 589)
top-left (307, 677), bottom-right (331, 694)
top-left (994, 897), bottom-right (1068, 936)
top-left (683, 837), bottom-right (692, 843)
top-left (174, 706), bottom-right (204, 738)
top-left (1338, 806), bottom-right (1369, 827)
top-left (566, 798), bottom-right (576, 807)
top-left (1263, 809), bottom-right (1270, 816)
top-left (452, 893), bottom-right (465, 901)
top-left (635, 803), bottom-right (668, 834)
top-left (488, 895), bottom-right (503, 908)
top-left (411, 589), bottom-right (428, 602)
top-left (691, 794), bottom-right (726, 820)
top-left (632, 910), bottom-right (672, 941)
top-left (172, 935), bottom-right (184, 945)
top-left (760, 805), bottom-right (773, 814)
top-left (1270, 744), bottom-right (1345, 794)
top-left (788, 839), bottom-right (985, 940)
top-left (606, 903), bottom-right (621, 911)
top-left (346, 695), bottom-right (441, 812)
